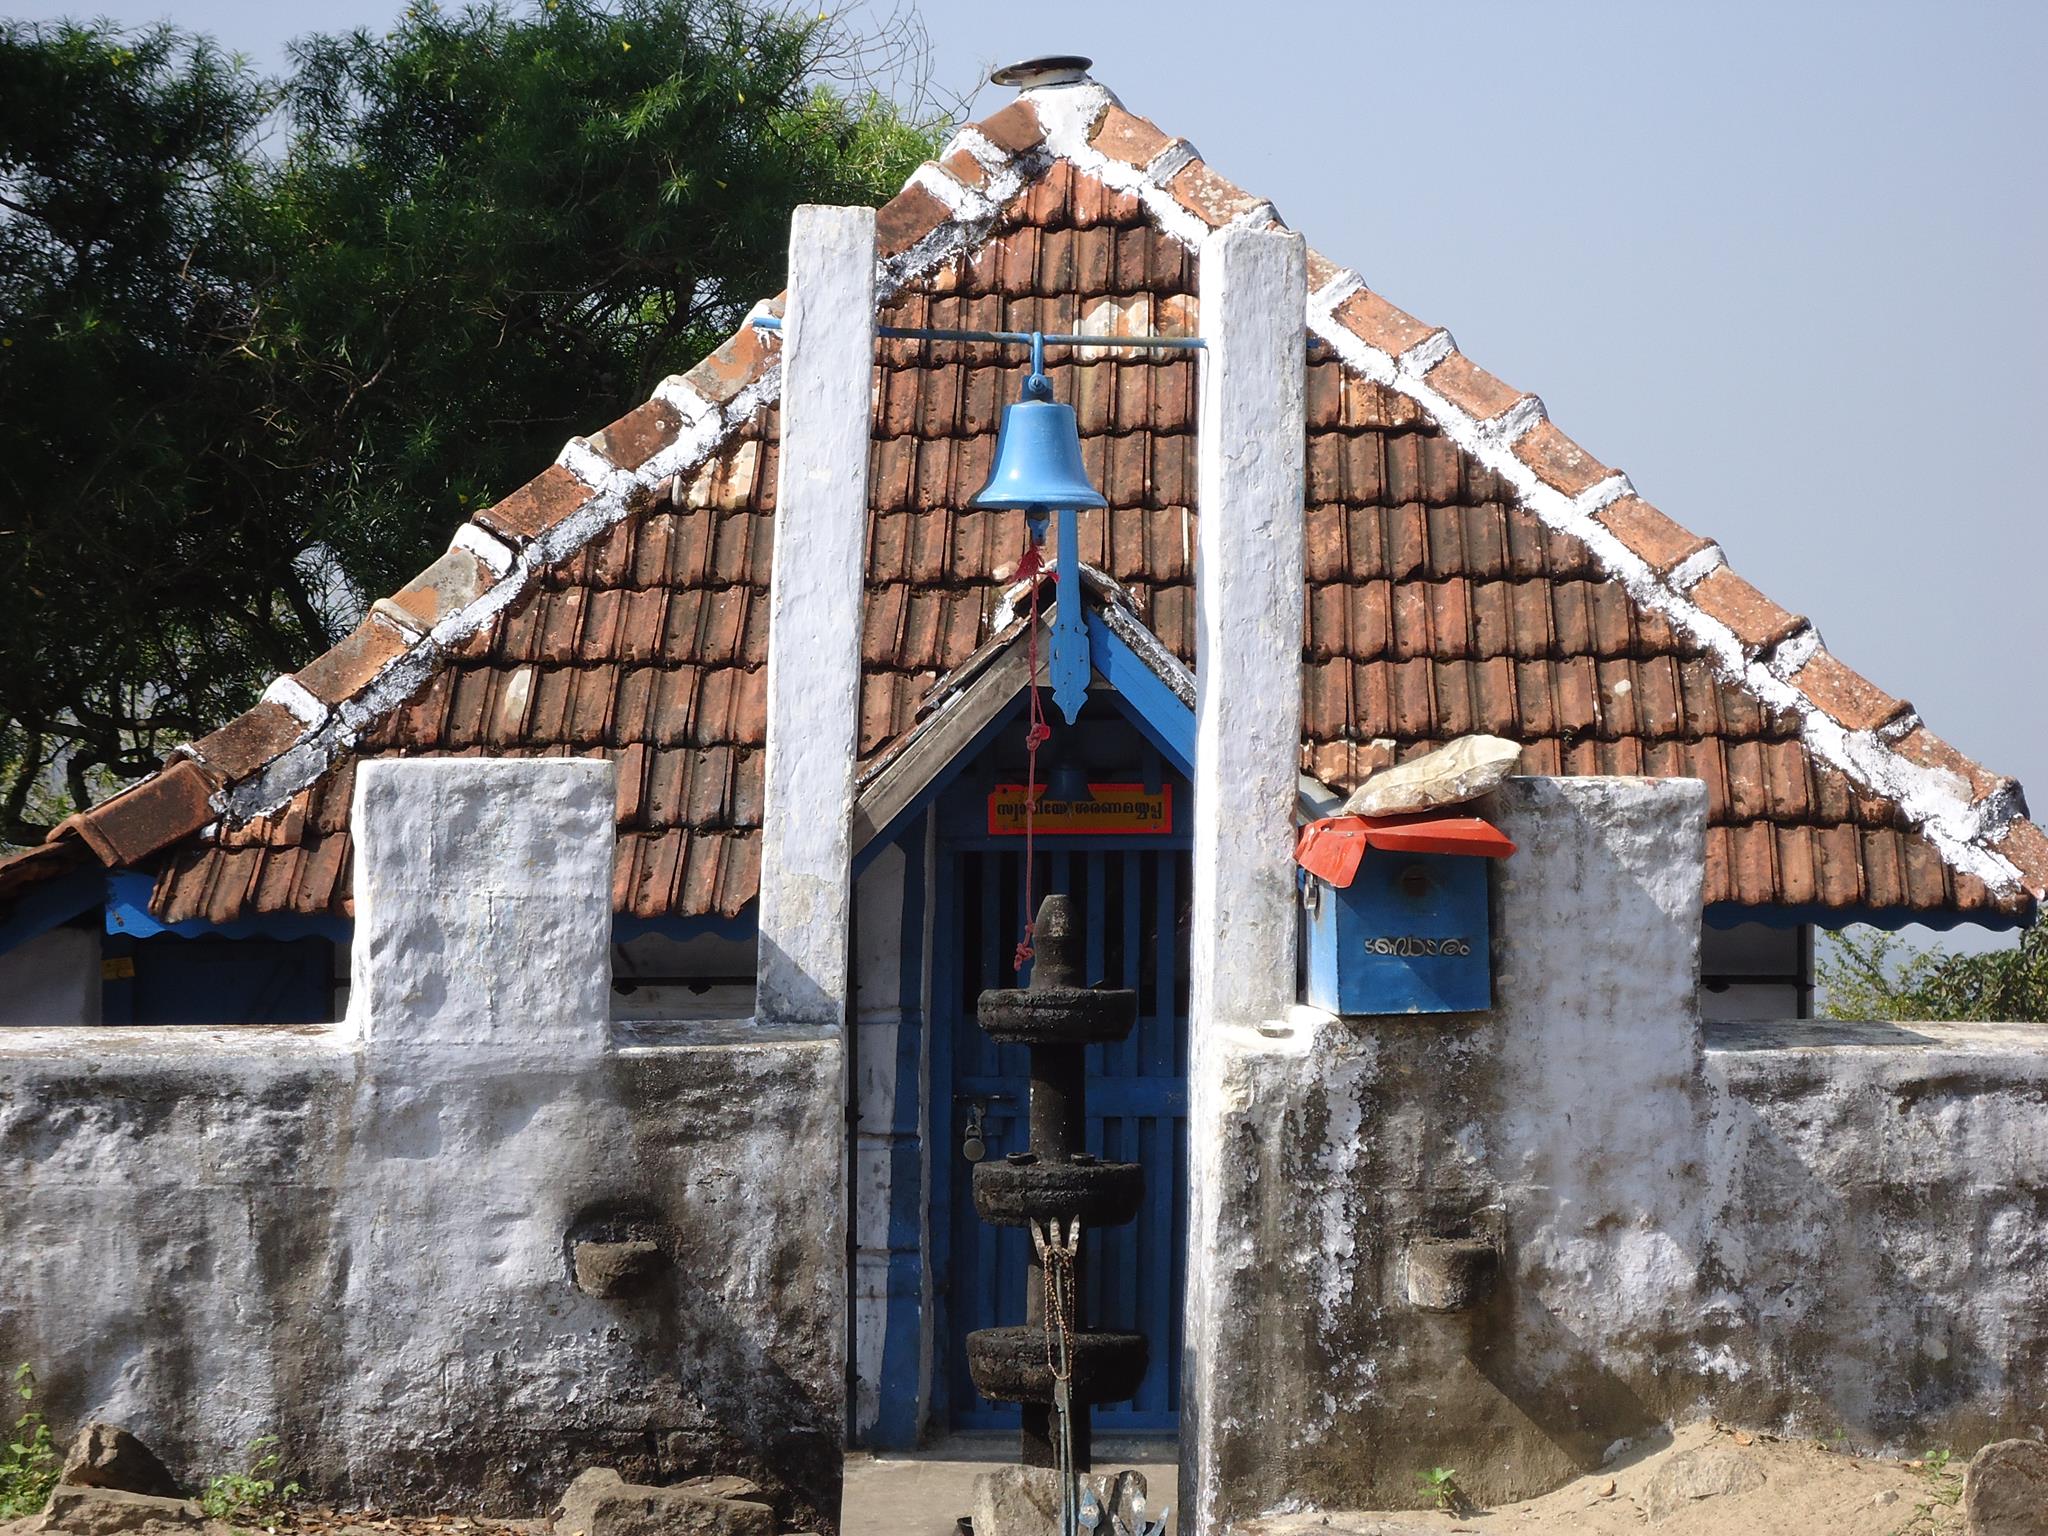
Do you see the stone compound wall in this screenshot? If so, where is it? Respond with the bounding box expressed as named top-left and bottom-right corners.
top-left (0, 760), bottom-right (845, 1528)
top-left (1189, 775), bottom-right (2048, 1529)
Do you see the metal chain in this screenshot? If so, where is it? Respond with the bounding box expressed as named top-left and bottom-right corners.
top-left (1038, 1215), bottom-right (1079, 1380)
top-left (1032, 1217), bottom-right (1084, 1536)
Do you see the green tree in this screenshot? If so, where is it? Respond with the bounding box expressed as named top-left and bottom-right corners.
top-left (0, 2), bottom-right (944, 844)
top-left (1819, 922), bottom-right (2048, 1023)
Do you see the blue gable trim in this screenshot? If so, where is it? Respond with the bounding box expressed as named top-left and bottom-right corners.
top-left (105, 870), bottom-right (352, 943)
top-left (1705, 901), bottom-right (2030, 934)
top-left (1084, 610), bottom-right (1194, 776)
top-left (613, 910), bottom-right (757, 943)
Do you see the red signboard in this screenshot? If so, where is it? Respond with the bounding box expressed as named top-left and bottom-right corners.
top-left (986, 783), bottom-right (1174, 836)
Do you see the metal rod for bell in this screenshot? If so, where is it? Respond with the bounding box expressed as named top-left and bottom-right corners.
top-left (750, 314), bottom-right (1206, 351)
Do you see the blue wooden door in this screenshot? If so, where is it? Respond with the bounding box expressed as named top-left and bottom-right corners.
top-left (932, 841), bottom-right (1190, 1435)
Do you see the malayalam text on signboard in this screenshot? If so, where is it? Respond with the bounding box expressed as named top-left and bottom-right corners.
top-left (986, 783), bottom-right (1174, 836)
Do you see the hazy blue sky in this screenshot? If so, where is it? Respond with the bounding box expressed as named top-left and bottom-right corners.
top-left (13, 0), bottom-right (2046, 944)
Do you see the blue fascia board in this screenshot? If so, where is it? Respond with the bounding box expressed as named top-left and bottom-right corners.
top-left (105, 869), bottom-right (352, 943)
top-left (1705, 901), bottom-right (2031, 934)
top-left (0, 867), bottom-right (105, 958)
top-left (1084, 611), bottom-right (1194, 776)
top-left (613, 909), bottom-right (757, 944)
top-left (101, 868), bottom-right (755, 946)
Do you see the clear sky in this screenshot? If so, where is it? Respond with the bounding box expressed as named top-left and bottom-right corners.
top-left (13, 0), bottom-right (2046, 946)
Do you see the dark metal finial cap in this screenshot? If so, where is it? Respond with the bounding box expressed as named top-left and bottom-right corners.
top-left (991, 56), bottom-right (1094, 90)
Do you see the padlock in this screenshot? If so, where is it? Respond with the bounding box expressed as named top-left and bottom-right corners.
top-left (962, 1103), bottom-right (987, 1163)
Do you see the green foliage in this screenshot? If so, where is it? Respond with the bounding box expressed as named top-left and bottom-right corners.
top-left (0, 2), bottom-right (945, 843)
top-left (200, 1435), bottom-right (300, 1525)
top-left (1417, 1465), bottom-right (1460, 1513)
top-left (0, 1364), bottom-right (59, 1520)
top-left (1820, 922), bottom-right (2048, 1023)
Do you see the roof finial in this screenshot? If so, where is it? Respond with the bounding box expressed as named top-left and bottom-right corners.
top-left (990, 55), bottom-right (1093, 91)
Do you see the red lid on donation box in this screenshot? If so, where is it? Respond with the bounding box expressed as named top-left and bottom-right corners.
top-left (1294, 812), bottom-right (1518, 889)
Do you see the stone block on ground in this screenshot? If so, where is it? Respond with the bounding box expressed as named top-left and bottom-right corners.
top-left (970, 1468), bottom-right (1148, 1536)
top-left (25, 1487), bottom-right (205, 1536)
top-left (1965, 1439), bottom-right (2048, 1535)
top-left (1642, 1445), bottom-right (1766, 1522)
top-left (59, 1426), bottom-right (181, 1499)
top-left (548, 1469), bottom-right (776, 1536)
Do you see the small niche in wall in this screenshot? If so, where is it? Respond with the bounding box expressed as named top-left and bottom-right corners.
top-left (610, 929), bottom-right (757, 1021)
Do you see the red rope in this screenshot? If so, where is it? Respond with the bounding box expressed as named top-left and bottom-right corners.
top-left (1013, 539), bottom-right (1051, 973)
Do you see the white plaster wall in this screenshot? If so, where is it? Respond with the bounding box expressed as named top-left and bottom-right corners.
top-left (850, 841), bottom-right (908, 1441)
top-left (0, 760), bottom-right (847, 1526)
top-left (1186, 776), bottom-right (2048, 1529)
top-left (0, 925), bottom-right (100, 1026)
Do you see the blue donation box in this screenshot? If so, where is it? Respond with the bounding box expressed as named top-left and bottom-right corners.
top-left (1295, 813), bottom-right (1517, 1015)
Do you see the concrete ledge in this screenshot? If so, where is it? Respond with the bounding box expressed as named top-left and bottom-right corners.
top-left (1708, 1017), bottom-right (2048, 1053)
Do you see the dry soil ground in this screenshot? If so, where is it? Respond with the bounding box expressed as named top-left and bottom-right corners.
top-left (1248, 1421), bottom-right (1968, 1536)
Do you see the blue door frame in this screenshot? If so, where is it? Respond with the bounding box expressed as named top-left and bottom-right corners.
top-left (928, 771), bottom-right (1191, 1436)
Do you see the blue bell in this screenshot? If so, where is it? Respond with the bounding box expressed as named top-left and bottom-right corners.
top-left (976, 361), bottom-right (1102, 726)
top-left (1045, 756), bottom-right (1095, 804)
top-left (972, 372), bottom-right (1106, 522)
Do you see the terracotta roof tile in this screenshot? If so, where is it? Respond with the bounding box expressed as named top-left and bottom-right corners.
top-left (476, 464), bottom-right (596, 544)
top-left (1594, 496), bottom-right (1711, 575)
top-left (1690, 567), bottom-right (1807, 655)
top-left (1512, 420), bottom-right (1611, 498)
top-left (1165, 157), bottom-right (1268, 229)
top-left (1789, 649), bottom-right (1912, 733)
top-left (192, 701), bottom-right (305, 782)
top-left (1089, 105), bottom-right (1176, 170)
top-left (589, 399), bottom-right (682, 472)
top-left (1334, 288), bottom-right (1438, 359)
top-left (55, 757), bottom-right (218, 867)
top-left (975, 99), bottom-right (1044, 158)
top-left (296, 616), bottom-right (412, 707)
top-left (85, 119), bottom-right (2031, 932)
top-left (1426, 352), bottom-right (1526, 423)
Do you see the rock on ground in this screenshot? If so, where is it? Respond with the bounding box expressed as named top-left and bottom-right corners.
top-left (547, 1469), bottom-right (775, 1536)
top-left (59, 1426), bottom-right (182, 1500)
top-left (1965, 1439), bottom-right (2048, 1535)
top-left (970, 1468), bottom-right (1149, 1536)
top-left (7, 1486), bottom-right (205, 1536)
top-left (1643, 1444), bottom-right (1767, 1522)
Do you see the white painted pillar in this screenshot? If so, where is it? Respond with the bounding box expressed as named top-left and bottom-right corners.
top-left (757, 204), bottom-right (876, 1025)
top-left (1184, 221), bottom-right (1307, 1536)
top-left (1189, 222), bottom-right (1307, 1029)
top-left (350, 757), bottom-right (614, 1064)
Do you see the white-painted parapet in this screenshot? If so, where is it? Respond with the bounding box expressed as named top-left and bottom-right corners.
top-left (1184, 220), bottom-right (1308, 1536)
top-left (757, 203), bottom-right (877, 1026)
top-left (350, 755), bottom-right (613, 1063)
